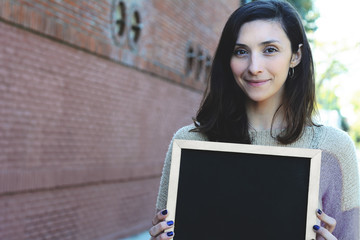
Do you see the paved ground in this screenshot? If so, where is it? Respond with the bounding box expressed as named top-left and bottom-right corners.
top-left (120, 231), bottom-right (149, 240)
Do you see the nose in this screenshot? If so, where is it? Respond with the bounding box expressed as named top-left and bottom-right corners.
top-left (248, 53), bottom-right (263, 75)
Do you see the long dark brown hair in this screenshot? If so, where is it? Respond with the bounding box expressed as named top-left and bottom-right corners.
top-left (192, 0), bottom-right (317, 144)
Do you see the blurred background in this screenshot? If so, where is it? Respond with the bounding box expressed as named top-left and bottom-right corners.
top-left (312, 0), bottom-right (360, 152)
top-left (0, 0), bottom-right (358, 239)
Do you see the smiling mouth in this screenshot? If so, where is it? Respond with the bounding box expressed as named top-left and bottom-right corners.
top-left (245, 79), bottom-right (270, 87)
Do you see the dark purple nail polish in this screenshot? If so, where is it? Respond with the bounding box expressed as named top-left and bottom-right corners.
top-left (167, 231), bottom-right (174, 237)
top-left (161, 209), bottom-right (168, 215)
top-left (313, 225), bottom-right (320, 231)
top-left (167, 220), bottom-right (174, 226)
top-left (317, 209), bottom-right (322, 215)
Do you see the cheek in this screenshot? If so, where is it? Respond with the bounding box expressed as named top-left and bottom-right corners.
top-left (230, 59), bottom-right (247, 91)
top-left (230, 59), bottom-right (246, 76)
top-left (267, 58), bottom-right (291, 78)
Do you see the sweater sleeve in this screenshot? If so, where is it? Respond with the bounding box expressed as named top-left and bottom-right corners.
top-left (319, 150), bottom-right (359, 240)
top-left (156, 124), bottom-right (207, 210)
top-left (317, 126), bottom-right (360, 213)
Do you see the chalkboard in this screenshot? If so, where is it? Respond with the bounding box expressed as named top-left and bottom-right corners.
top-left (166, 140), bottom-right (321, 240)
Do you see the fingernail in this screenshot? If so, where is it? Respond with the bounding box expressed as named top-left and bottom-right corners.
top-left (317, 209), bottom-right (322, 215)
top-left (167, 231), bottom-right (174, 237)
top-left (167, 220), bottom-right (174, 226)
top-left (313, 225), bottom-right (320, 231)
top-left (161, 209), bottom-right (168, 215)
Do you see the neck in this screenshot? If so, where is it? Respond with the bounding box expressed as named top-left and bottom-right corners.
top-left (246, 98), bottom-right (285, 131)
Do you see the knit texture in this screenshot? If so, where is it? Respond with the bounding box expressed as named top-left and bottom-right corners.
top-left (156, 124), bottom-right (360, 239)
top-left (249, 125), bottom-right (359, 212)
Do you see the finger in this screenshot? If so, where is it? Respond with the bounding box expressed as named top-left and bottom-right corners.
top-left (152, 209), bottom-right (168, 226)
top-left (149, 220), bottom-right (174, 238)
top-left (158, 231), bottom-right (175, 240)
top-left (316, 209), bottom-right (336, 233)
top-left (313, 225), bottom-right (337, 240)
top-left (150, 231), bottom-right (175, 240)
top-left (150, 231), bottom-right (174, 240)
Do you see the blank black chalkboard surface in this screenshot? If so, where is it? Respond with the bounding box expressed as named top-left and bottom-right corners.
top-left (166, 139), bottom-right (322, 240)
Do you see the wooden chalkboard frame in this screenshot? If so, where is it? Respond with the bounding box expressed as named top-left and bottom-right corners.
top-left (166, 139), bottom-right (322, 240)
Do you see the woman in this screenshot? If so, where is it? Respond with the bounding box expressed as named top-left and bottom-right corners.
top-left (149, 1), bottom-right (360, 239)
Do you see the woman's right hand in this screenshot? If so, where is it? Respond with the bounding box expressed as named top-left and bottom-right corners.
top-left (149, 209), bottom-right (175, 239)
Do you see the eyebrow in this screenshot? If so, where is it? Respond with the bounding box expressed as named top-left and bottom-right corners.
top-left (235, 40), bottom-right (280, 47)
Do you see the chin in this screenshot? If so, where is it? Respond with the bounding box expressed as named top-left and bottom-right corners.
top-left (249, 98), bottom-right (266, 103)
top-left (245, 93), bottom-right (268, 103)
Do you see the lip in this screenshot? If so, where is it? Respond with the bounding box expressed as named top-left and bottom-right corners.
top-left (245, 79), bottom-right (270, 87)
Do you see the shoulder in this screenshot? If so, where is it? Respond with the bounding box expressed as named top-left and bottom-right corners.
top-left (172, 124), bottom-right (208, 141)
top-left (316, 125), bottom-right (355, 152)
top-left (315, 125), bottom-right (357, 170)
top-left (320, 125), bottom-right (351, 140)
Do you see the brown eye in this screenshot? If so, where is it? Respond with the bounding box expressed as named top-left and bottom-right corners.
top-left (264, 47), bottom-right (278, 54)
top-left (233, 49), bottom-right (248, 57)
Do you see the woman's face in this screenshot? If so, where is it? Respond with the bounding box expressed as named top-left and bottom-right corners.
top-left (230, 20), bottom-right (301, 105)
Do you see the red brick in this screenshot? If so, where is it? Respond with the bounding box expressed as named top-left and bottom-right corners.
top-left (0, 0), bottom-right (240, 238)
top-left (0, 0), bottom-right (238, 90)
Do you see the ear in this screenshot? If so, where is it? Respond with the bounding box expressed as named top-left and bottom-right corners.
top-left (290, 44), bottom-right (303, 68)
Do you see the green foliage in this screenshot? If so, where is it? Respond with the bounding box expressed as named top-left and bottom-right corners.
top-left (317, 87), bottom-right (339, 111)
top-left (350, 118), bottom-right (360, 147)
top-left (350, 91), bottom-right (360, 146)
top-left (316, 60), bottom-right (347, 90)
top-left (285, 1), bottom-right (359, 147)
top-left (351, 91), bottom-right (360, 113)
top-left (315, 58), bottom-right (347, 113)
top-left (286, 0), bottom-right (319, 32)
top-left (315, 58), bottom-right (349, 132)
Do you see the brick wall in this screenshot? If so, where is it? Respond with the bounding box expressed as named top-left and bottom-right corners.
top-left (0, 0), bottom-right (239, 239)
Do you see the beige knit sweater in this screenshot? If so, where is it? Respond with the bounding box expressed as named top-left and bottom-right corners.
top-left (156, 124), bottom-right (360, 239)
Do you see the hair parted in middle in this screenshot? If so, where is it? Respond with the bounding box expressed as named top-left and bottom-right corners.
top-left (192, 0), bottom-right (317, 144)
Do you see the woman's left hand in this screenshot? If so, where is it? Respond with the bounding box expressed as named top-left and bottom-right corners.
top-left (313, 209), bottom-right (337, 240)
